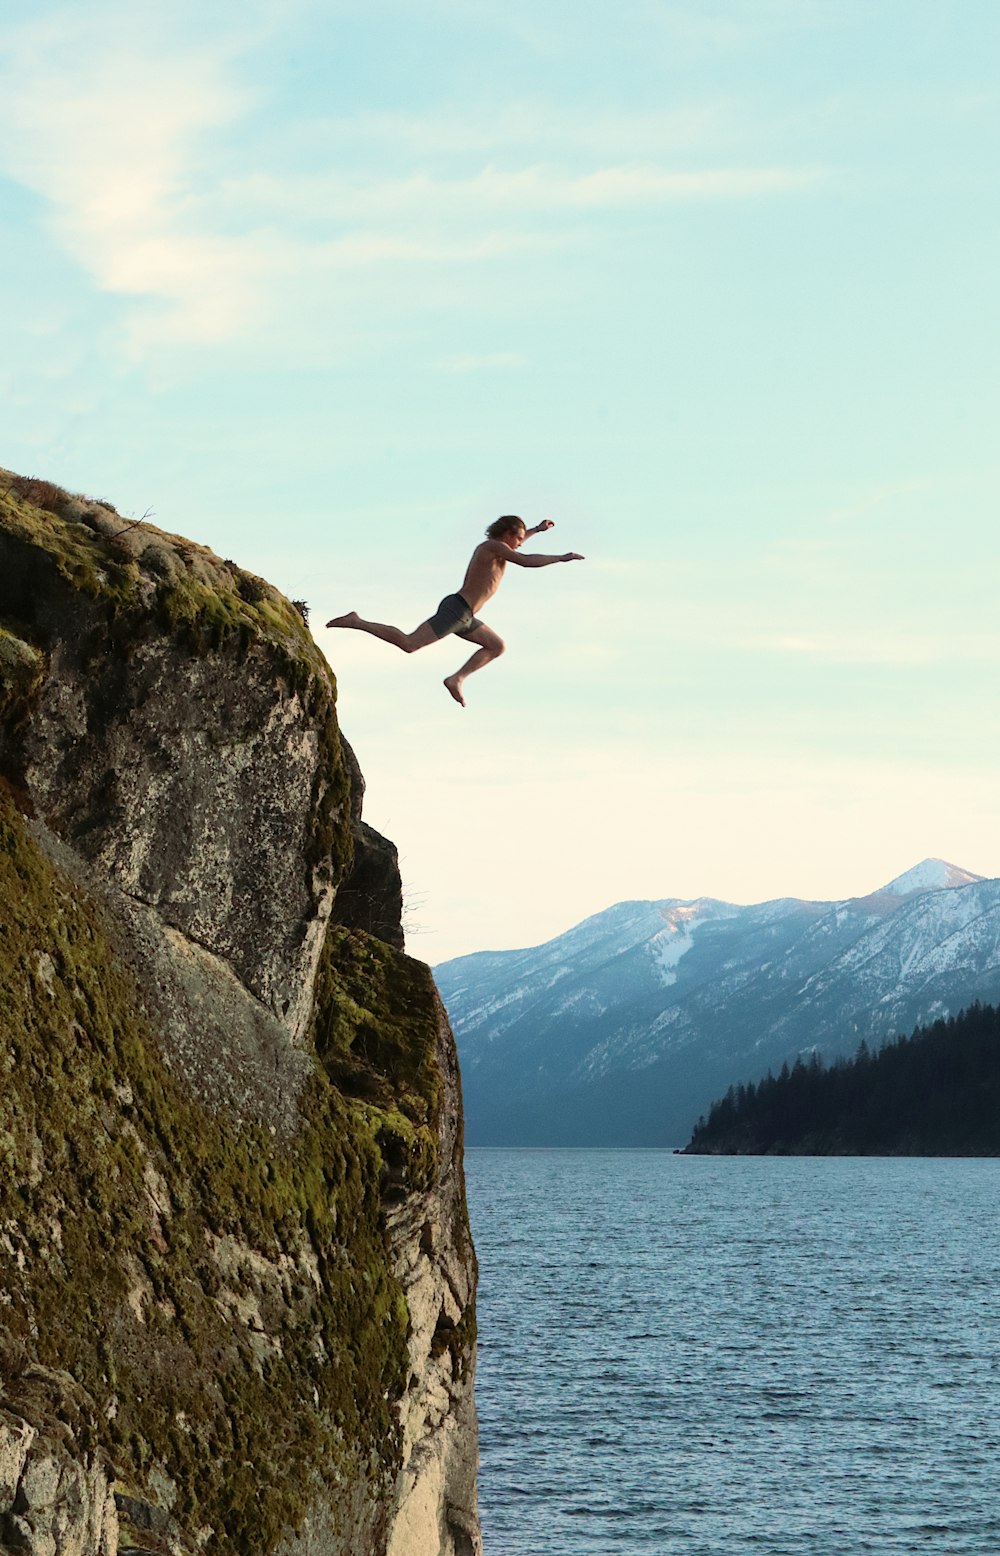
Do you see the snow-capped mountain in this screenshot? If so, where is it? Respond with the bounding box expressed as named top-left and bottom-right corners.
top-left (434, 859), bottom-right (1000, 1147)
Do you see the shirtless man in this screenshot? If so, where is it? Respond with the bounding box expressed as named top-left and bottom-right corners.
top-left (326, 515), bottom-right (584, 706)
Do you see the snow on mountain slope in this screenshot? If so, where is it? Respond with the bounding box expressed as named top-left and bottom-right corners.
top-left (435, 860), bottom-right (1000, 1146)
top-left (650, 902), bottom-right (741, 986)
top-left (881, 858), bottom-right (984, 895)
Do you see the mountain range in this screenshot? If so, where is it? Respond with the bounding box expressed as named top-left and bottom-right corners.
top-left (434, 859), bottom-right (1000, 1146)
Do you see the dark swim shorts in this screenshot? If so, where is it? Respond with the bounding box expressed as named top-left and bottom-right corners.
top-left (427, 592), bottom-right (484, 640)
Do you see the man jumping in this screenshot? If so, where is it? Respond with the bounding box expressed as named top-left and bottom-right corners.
top-left (326, 515), bottom-right (585, 706)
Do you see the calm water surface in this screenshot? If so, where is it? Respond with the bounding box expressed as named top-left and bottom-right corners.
top-left (465, 1150), bottom-right (1000, 1556)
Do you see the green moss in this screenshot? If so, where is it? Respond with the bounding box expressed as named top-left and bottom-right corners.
top-left (0, 787), bottom-right (422, 1554)
top-left (0, 626), bottom-right (45, 716)
top-left (0, 481), bottom-right (138, 611)
top-left (0, 469), bottom-right (353, 909)
top-left (0, 469), bottom-right (467, 1551)
top-left (306, 694), bottom-right (355, 899)
top-left (0, 470), bottom-right (330, 687)
top-left (310, 926), bottom-right (443, 1192)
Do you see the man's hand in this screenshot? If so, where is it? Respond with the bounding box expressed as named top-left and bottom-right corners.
top-left (562, 552), bottom-right (584, 561)
top-left (537, 519), bottom-right (555, 532)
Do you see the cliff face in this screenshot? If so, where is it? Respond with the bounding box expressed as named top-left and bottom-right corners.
top-left (0, 472), bottom-right (480, 1556)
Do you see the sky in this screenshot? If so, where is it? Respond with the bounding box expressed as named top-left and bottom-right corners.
top-left (2, 0), bottom-right (999, 963)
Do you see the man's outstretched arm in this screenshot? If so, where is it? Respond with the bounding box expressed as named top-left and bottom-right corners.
top-left (500, 545), bottom-right (585, 567)
top-left (491, 525), bottom-right (584, 567)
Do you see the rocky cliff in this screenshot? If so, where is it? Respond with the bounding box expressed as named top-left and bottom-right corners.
top-left (0, 471), bottom-right (480, 1556)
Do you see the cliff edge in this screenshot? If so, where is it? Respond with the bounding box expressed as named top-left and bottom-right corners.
top-left (0, 471), bottom-right (480, 1556)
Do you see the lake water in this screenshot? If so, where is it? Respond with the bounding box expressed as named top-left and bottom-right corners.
top-left (465, 1149), bottom-right (1000, 1556)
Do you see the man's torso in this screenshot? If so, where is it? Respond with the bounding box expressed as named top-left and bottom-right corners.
top-left (458, 542), bottom-right (506, 614)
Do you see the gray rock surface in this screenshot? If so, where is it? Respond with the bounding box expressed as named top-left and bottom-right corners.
top-left (384, 999), bottom-right (480, 1556)
top-left (17, 630), bottom-right (335, 1044)
top-left (0, 1371), bottom-right (117, 1556)
top-left (0, 472), bottom-right (480, 1556)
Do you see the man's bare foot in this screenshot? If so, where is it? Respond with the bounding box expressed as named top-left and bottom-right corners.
top-left (443, 675), bottom-right (466, 707)
top-left (326, 611), bottom-right (360, 628)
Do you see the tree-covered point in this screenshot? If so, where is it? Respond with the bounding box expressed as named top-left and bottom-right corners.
top-left (683, 1003), bottom-right (1000, 1156)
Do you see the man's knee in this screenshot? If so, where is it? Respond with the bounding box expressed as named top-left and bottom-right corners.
top-left (403, 627), bottom-right (433, 653)
top-left (487, 635), bottom-right (505, 658)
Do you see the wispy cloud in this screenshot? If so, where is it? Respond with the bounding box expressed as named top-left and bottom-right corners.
top-left (300, 100), bottom-right (732, 159)
top-left (0, 6), bottom-right (822, 353)
top-left (224, 162), bottom-right (818, 223)
top-left (0, 8), bottom-right (256, 341)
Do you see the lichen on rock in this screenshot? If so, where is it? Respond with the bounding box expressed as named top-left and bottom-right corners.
top-left (0, 470), bottom-right (480, 1556)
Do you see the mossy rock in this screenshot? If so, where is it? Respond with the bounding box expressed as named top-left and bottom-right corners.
top-left (0, 627), bottom-right (44, 711)
top-left (311, 927), bottom-right (444, 1194)
top-left (0, 467), bottom-right (356, 966)
top-left (0, 468), bottom-right (469, 1554)
top-left (0, 468), bottom-right (327, 683)
top-left (0, 787), bottom-right (424, 1554)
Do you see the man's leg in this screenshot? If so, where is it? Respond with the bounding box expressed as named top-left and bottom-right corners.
top-left (444, 625), bottom-right (505, 707)
top-left (326, 612), bottom-right (438, 653)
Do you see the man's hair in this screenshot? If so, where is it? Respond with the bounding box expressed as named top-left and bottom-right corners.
top-left (486, 515), bottom-right (525, 541)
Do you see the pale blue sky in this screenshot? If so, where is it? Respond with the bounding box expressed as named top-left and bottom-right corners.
top-left (2, 1), bottom-right (998, 960)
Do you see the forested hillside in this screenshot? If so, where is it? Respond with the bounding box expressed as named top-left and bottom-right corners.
top-left (438, 864), bottom-right (1000, 1147)
top-left (683, 1003), bottom-right (1000, 1155)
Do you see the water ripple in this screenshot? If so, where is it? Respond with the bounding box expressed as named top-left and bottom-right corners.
top-left (467, 1150), bottom-right (1000, 1556)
